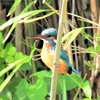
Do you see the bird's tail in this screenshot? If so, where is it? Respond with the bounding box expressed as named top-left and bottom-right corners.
top-left (72, 67), bottom-right (80, 74)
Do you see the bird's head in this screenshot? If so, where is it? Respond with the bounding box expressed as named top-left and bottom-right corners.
top-left (28, 28), bottom-right (57, 42)
top-left (41, 28), bottom-right (57, 40)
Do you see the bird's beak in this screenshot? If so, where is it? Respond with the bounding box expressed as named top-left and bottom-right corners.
top-left (28, 35), bottom-right (46, 40)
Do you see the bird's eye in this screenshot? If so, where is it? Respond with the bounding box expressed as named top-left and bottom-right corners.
top-left (44, 34), bottom-right (52, 38)
top-left (43, 34), bottom-right (48, 38)
top-left (42, 34), bottom-right (52, 38)
top-left (47, 35), bottom-right (51, 37)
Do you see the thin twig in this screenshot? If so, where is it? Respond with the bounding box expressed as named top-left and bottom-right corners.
top-left (71, 0), bottom-right (79, 72)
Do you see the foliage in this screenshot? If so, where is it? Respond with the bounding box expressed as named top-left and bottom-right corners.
top-left (0, 0), bottom-right (100, 100)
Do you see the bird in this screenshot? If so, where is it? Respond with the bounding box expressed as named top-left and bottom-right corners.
top-left (29, 28), bottom-right (79, 74)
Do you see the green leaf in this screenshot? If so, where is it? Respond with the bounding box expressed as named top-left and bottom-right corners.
top-left (30, 47), bottom-right (36, 60)
top-left (11, 96), bottom-right (19, 100)
top-left (94, 34), bottom-right (100, 39)
top-left (24, 11), bottom-right (55, 23)
top-left (21, 1), bottom-right (36, 14)
top-left (0, 50), bottom-right (5, 58)
top-left (20, 63), bottom-right (32, 71)
top-left (47, 0), bottom-right (52, 4)
top-left (16, 78), bottom-right (48, 100)
top-left (33, 70), bottom-right (52, 78)
top-left (87, 46), bottom-right (94, 51)
top-left (0, 57), bottom-right (29, 78)
top-left (7, 0), bottom-right (21, 16)
top-left (7, 47), bottom-right (16, 56)
top-left (82, 32), bottom-right (92, 40)
top-left (81, 98), bottom-right (92, 100)
top-left (5, 56), bottom-right (15, 63)
top-left (3, 21), bottom-right (19, 43)
top-left (62, 78), bottom-right (67, 100)
top-left (27, 78), bottom-right (47, 100)
top-left (62, 28), bottom-right (83, 47)
top-left (87, 46), bottom-right (96, 57)
top-left (84, 61), bottom-right (94, 70)
top-left (0, 95), bottom-right (9, 100)
top-left (0, 44), bottom-right (3, 51)
top-left (0, 10), bottom-right (49, 31)
top-left (14, 52), bottom-right (24, 60)
top-left (0, 32), bottom-right (3, 43)
top-left (8, 77), bottom-right (21, 95)
top-left (0, 78), bottom-right (3, 85)
top-left (90, 53), bottom-right (96, 57)
top-left (44, 77), bottom-right (51, 93)
top-left (33, 71), bottom-right (82, 94)
top-left (82, 81), bottom-right (91, 99)
top-left (5, 43), bottom-right (13, 51)
top-left (0, 32), bottom-right (4, 51)
top-left (0, 20), bottom-right (6, 26)
top-left (0, 57), bottom-right (28, 92)
top-left (0, 64), bottom-right (5, 71)
top-left (35, 61), bottom-right (43, 68)
top-left (96, 45), bottom-right (100, 52)
top-left (62, 74), bottom-right (82, 91)
top-left (15, 79), bottom-right (29, 100)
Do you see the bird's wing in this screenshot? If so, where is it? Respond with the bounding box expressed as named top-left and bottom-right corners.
top-left (50, 45), bottom-right (79, 74)
top-left (50, 45), bottom-right (71, 66)
top-left (60, 49), bottom-right (72, 67)
top-left (60, 49), bottom-right (79, 74)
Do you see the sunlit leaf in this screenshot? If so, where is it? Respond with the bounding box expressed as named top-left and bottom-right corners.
top-left (87, 46), bottom-right (94, 51)
top-left (0, 59), bottom-right (25, 77)
top-left (0, 57), bottom-right (28, 92)
top-left (7, 47), bottom-right (16, 56)
top-left (27, 79), bottom-right (47, 100)
top-left (15, 79), bottom-right (29, 100)
top-left (5, 43), bottom-right (13, 51)
top-left (20, 1), bottom-right (36, 14)
top-left (62, 28), bottom-right (83, 47)
top-left (90, 53), bottom-right (96, 57)
top-left (0, 10), bottom-right (48, 31)
top-left (3, 21), bottom-right (19, 44)
top-left (32, 70), bottom-right (51, 78)
top-left (63, 74), bottom-right (82, 90)
top-left (0, 95), bottom-right (9, 100)
top-left (14, 52), bottom-right (24, 60)
top-left (81, 98), bottom-right (91, 100)
top-left (0, 12), bottom-right (33, 30)
top-left (62, 78), bottom-right (66, 100)
top-left (0, 32), bottom-right (3, 43)
top-left (96, 45), bottom-right (100, 52)
top-left (82, 81), bottom-right (91, 99)
top-left (7, 0), bottom-right (22, 16)
top-left (23, 11), bottom-right (55, 23)
top-left (84, 61), bottom-right (94, 70)
top-left (5, 56), bottom-right (15, 63)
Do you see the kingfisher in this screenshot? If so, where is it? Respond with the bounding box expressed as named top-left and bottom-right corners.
top-left (29, 28), bottom-right (79, 74)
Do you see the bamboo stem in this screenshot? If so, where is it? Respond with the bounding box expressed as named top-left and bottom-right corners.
top-left (15, 1), bottom-right (22, 77)
top-left (90, 0), bottom-right (99, 88)
top-left (50, 0), bottom-right (68, 100)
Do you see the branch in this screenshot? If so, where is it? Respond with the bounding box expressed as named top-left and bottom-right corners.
top-left (50, 0), bottom-right (68, 100)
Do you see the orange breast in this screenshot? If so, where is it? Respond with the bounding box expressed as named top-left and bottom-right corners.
top-left (58, 59), bottom-right (69, 74)
top-left (41, 42), bottom-right (68, 74)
